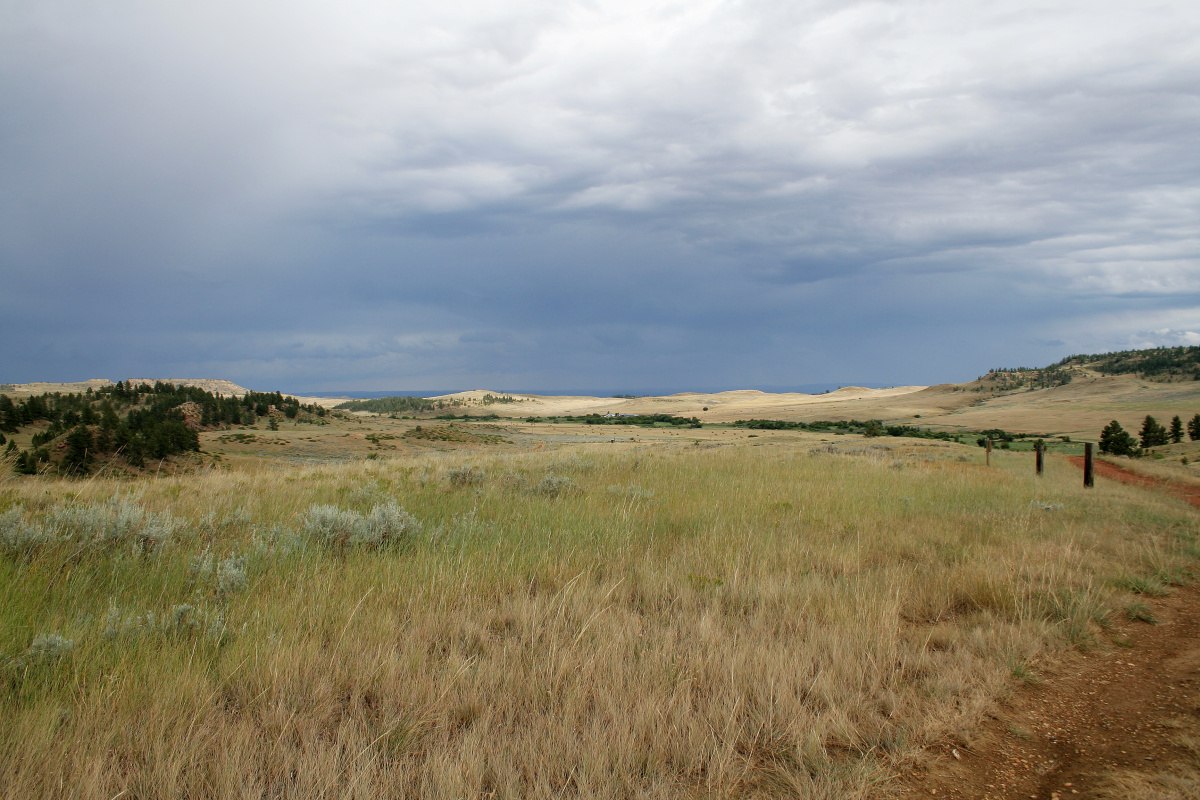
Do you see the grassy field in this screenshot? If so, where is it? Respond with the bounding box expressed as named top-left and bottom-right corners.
top-left (2, 436), bottom-right (1198, 799)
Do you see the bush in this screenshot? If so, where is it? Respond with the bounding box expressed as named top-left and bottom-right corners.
top-left (0, 507), bottom-right (54, 558)
top-left (11, 633), bottom-right (74, 669)
top-left (357, 502), bottom-right (421, 547)
top-left (301, 504), bottom-right (362, 547)
top-left (301, 501), bottom-right (420, 549)
top-left (217, 554), bottom-right (248, 595)
top-left (47, 497), bottom-right (182, 554)
top-left (104, 602), bottom-right (228, 644)
top-left (447, 466), bottom-right (487, 486)
top-left (532, 474), bottom-right (580, 497)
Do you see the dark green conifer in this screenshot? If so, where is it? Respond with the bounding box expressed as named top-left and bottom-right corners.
top-left (1100, 420), bottom-right (1140, 456)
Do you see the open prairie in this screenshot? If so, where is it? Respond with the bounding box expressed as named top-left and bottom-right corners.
top-left (340, 370), bottom-right (1200, 447)
top-left (3, 414), bottom-right (1200, 798)
top-left (4, 363), bottom-right (1200, 799)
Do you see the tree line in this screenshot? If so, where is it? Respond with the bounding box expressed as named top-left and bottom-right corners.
top-left (3, 382), bottom-right (325, 476)
top-left (1098, 414), bottom-right (1200, 457)
top-left (1055, 346), bottom-right (1200, 381)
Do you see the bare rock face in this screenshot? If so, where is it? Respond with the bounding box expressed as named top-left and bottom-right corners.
top-left (176, 402), bottom-right (204, 429)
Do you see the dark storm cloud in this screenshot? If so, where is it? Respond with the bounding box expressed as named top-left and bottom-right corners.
top-left (2, 0), bottom-right (1198, 390)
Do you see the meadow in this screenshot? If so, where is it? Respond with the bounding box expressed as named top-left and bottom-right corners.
top-left (2, 436), bottom-right (1198, 799)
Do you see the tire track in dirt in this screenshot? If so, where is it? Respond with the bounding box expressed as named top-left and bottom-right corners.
top-left (1066, 456), bottom-right (1200, 509)
top-left (901, 585), bottom-right (1200, 799)
top-left (898, 457), bottom-right (1200, 799)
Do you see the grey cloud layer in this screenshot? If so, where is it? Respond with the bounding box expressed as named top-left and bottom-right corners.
top-left (3, 0), bottom-right (1198, 389)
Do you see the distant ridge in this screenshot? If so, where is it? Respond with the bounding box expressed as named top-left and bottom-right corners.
top-left (2, 378), bottom-right (251, 397)
top-left (124, 379), bottom-right (250, 396)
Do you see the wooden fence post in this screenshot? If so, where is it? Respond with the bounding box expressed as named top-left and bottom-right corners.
top-left (1083, 442), bottom-right (1094, 488)
top-left (1036, 443), bottom-right (1044, 475)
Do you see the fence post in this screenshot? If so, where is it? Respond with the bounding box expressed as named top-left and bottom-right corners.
top-left (986, 438), bottom-right (992, 466)
top-left (1083, 442), bottom-right (1094, 488)
top-left (1036, 443), bottom-right (1044, 475)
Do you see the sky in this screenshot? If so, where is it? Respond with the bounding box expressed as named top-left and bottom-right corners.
top-left (2, 0), bottom-right (1198, 394)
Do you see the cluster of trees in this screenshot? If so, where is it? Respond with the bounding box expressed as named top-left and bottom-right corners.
top-left (525, 413), bottom-right (701, 427)
top-left (335, 393), bottom-right (519, 416)
top-left (479, 393), bottom-right (519, 405)
top-left (1098, 414), bottom-right (1200, 456)
top-left (116, 383), bottom-right (322, 425)
top-left (3, 382), bottom-right (324, 476)
top-left (1054, 346), bottom-right (1200, 381)
top-left (335, 396), bottom-right (440, 415)
top-left (731, 419), bottom-right (966, 442)
top-left (980, 366), bottom-right (1075, 390)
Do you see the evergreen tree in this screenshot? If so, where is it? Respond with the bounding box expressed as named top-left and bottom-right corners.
top-left (1139, 415), bottom-right (1169, 448)
top-left (1170, 415), bottom-right (1184, 444)
top-left (0, 395), bottom-right (17, 433)
top-left (1100, 420), bottom-right (1140, 456)
top-left (62, 425), bottom-right (94, 476)
top-left (125, 437), bottom-right (145, 469)
top-left (14, 450), bottom-right (37, 475)
top-left (100, 402), bottom-right (120, 430)
top-left (1190, 413), bottom-right (1200, 441)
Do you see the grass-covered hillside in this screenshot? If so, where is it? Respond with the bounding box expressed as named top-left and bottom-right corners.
top-left (2, 440), bottom-right (1197, 799)
top-left (0, 382), bottom-right (326, 476)
top-left (1054, 346), bottom-right (1200, 382)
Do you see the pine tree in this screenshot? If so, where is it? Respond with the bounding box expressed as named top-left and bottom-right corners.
top-left (1139, 415), bottom-right (1169, 448)
top-left (14, 450), bottom-right (37, 475)
top-left (0, 395), bottom-right (18, 433)
top-left (1170, 415), bottom-right (1184, 444)
top-left (62, 426), bottom-right (94, 476)
top-left (100, 402), bottom-right (120, 431)
top-left (1100, 420), bottom-right (1140, 456)
top-left (1189, 413), bottom-right (1200, 442)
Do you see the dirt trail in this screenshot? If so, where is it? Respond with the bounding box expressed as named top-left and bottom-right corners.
top-left (900, 459), bottom-right (1200, 799)
top-left (1066, 455), bottom-right (1200, 509)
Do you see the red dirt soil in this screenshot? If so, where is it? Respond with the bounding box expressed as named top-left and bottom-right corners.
top-left (898, 457), bottom-right (1200, 800)
top-left (1067, 456), bottom-right (1200, 509)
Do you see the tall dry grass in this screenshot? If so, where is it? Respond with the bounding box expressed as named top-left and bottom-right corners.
top-left (1, 442), bottom-right (1197, 798)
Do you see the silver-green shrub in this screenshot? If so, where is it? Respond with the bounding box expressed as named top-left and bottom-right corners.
top-left (104, 601), bottom-right (227, 644)
top-left (11, 633), bottom-right (74, 669)
top-left (302, 504), bottom-right (363, 547)
top-left (46, 496), bottom-right (182, 553)
top-left (190, 548), bottom-right (251, 596)
top-left (356, 501), bottom-right (420, 547)
top-left (216, 554), bottom-right (248, 595)
top-left (446, 466), bottom-right (487, 486)
top-left (0, 507), bottom-right (54, 558)
top-left (302, 501), bottom-right (420, 549)
top-left (532, 474), bottom-right (580, 497)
